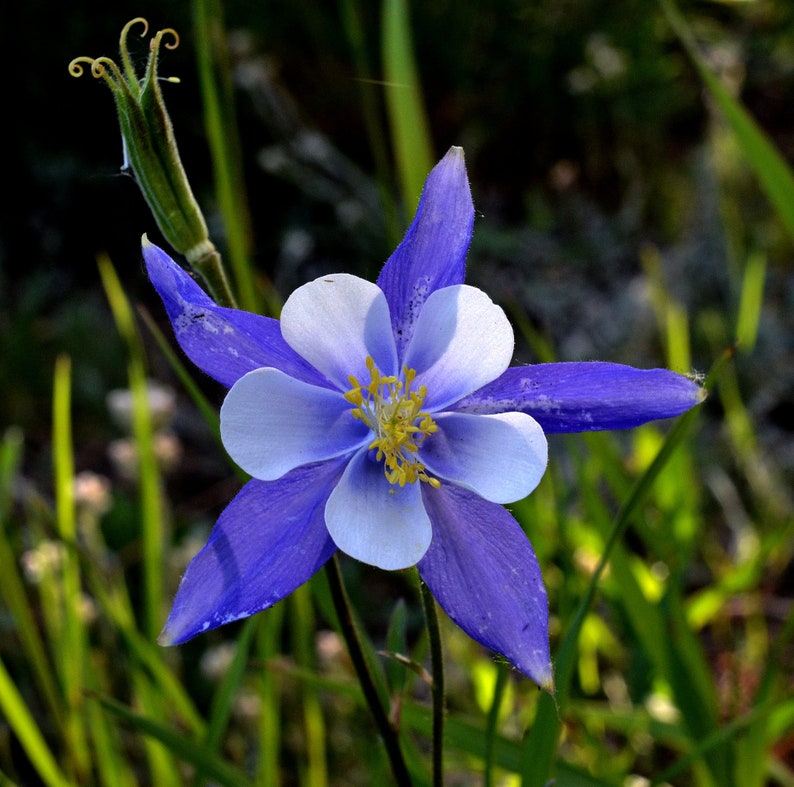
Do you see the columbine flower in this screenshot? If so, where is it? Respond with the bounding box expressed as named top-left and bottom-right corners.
top-left (145, 147), bottom-right (704, 687)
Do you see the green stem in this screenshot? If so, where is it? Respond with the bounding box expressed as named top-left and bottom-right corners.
top-left (189, 245), bottom-right (238, 309)
top-left (419, 577), bottom-right (444, 787)
top-left (483, 666), bottom-right (508, 787)
top-left (324, 556), bottom-right (412, 785)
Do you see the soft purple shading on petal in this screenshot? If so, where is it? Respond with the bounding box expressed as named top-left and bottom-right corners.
top-left (404, 284), bottom-right (514, 411)
top-left (376, 147), bottom-right (475, 361)
top-left (325, 449), bottom-right (432, 570)
top-left (419, 412), bottom-right (548, 503)
top-left (280, 274), bottom-right (398, 389)
top-left (418, 484), bottom-right (552, 687)
top-left (159, 461), bottom-right (344, 645)
top-left (450, 362), bottom-right (706, 433)
top-left (220, 368), bottom-right (369, 480)
top-left (143, 239), bottom-right (330, 390)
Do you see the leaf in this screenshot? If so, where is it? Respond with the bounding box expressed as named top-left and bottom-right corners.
top-left (91, 693), bottom-right (250, 787)
top-left (381, 0), bottom-right (434, 213)
top-left (660, 0), bottom-right (794, 240)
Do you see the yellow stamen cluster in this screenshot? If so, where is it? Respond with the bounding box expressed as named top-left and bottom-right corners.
top-left (345, 357), bottom-right (440, 489)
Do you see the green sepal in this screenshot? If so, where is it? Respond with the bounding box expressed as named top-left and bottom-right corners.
top-left (70, 20), bottom-right (210, 261)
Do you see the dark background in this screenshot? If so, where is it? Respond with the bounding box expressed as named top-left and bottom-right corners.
top-left (3, 0), bottom-right (794, 475)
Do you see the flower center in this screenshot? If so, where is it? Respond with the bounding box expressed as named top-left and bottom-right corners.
top-left (345, 356), bottom-right (440, 488)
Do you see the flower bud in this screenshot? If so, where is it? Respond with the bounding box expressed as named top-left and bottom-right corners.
top-left (70, 19), bottom-right (220, 275)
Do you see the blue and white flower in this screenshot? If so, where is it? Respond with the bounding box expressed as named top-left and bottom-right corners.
top-left (145, 146), bottom-right (704, 687)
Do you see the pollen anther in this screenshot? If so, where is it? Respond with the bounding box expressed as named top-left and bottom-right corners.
top-left (345, 357), bottom-right (440, 488)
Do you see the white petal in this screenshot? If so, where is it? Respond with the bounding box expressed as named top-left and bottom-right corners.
top-left (220, 368), bottom-right (369, 480)
top-left (280, 274), bottom-right (398, 390)
top-left (325, 449), bottom-right (432, 570)
top-left (402, 285), bottom-right (514, 411)
top-left (419, 412), bottom-right (548, 503)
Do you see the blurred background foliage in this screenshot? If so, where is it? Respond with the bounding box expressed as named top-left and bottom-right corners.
top-left (2, 0), bottom-right (794, 784)
top-left (5, 0), bottom-right (794, 450)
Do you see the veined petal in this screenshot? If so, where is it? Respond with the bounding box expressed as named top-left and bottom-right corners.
top-left (325, 449), bottom-right (432, 570)
top-left (159, 462), bottom-right (344, 645)
top-left (221, 368), bottom-right (369, 480)
top-left (418, 484), bottom-right (552, 688)
top-left (451, 362), bottom-right (706, 432)
top-left (403, 285), bottom-right (514, 411)
top-left (280, 274), bottom-right (398, 390)
top-left (377, 147), bottom-right (474, 360)
top-left (420, 412), bottom-right (548, 503)
top-left (143, 238), bottom-right (329, 389)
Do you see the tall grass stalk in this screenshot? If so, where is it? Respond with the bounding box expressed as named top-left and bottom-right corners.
top-left (192, 0), bottom-right (272, 316)
top-left (52, 355), bottom-right (91, 781)
top-left (381, 0), bottom-right (434, 214)
top-left (98, 255), bottom-right (167, 643)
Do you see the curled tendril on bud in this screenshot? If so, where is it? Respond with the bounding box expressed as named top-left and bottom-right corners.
top-left (68, 17), bottom-right (179, 90)
top-left (67, 57), bottom-right (95, 78)
top-left (152, 28), bottom-right (180, 51)
top-left (68, 56), bottom-right (125, 87)
top-left (124, 16), bottom-right (149, 38)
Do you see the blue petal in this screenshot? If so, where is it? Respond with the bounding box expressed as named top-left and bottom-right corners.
top-left (418, 484), bottom-right (552, 687)
top-left (280, 274), bottom-right (398, 390)
top-left (402, 284), bottom-right (514, 412)
top-left (450, 362), bottom-right (706, 433)
top-left (325, 448), bottom-right (432, 570)
top-left (376, 147), bottom-right (474, 360)
top-left (159, 462), bottom-right (344, 645)
top-left (143, 238), bottom-right (330, 389)
top-left (220, 368), bottom-right (369, 480)
top-left (419, 412), bottom-right (547, 504)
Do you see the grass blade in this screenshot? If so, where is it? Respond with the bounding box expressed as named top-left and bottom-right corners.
top-left (0, 656), bottom-right (70, 787)
top-left (133, 674), bottom-right (183, 786)
top-left (98, 255), bottom-right (166, 642)
top-left (652, 699), bottom-right (780, 786)
top-left (94, 692), bottom-right (250, 787)
top-left (192, 0), bottom-right (278, 316)
top-left (735, 250), bottom-right (766, 353)
top-left (254, 603), bottom-right (285, 786)
top-left (659, 0), bottom-right (794, 239)
top-left (79, 551), bottom-right (206, 737)
top-left (0, 429), bottom-right (64, 729)
top-left (381, 0), bottom-right (434, 213)
top-left (340, 0), bottom-right (402, 248)
top-left (85, 660), bottom-right (137, 787)
top-left (196, 617), bottom-right (258, 784)
top-left (291, 585), bottom-right (330, 787)
top-left (52, 355), bottom-right (91, 779)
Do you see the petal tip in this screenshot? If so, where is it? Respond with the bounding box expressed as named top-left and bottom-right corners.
top-left (512, 649), bottom-right (554, 689)
top-left (683, 369), bottom-right (708, 403)
top-left (436, 145), bottom-right (469, 185)
top-left (157, 626), bottom-right (175, 647)
top-left (141, 236), bottom-right (173, 277)
top-left (537, 667), bottom-right (555, 694)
